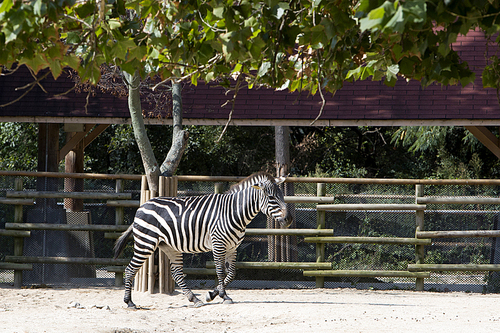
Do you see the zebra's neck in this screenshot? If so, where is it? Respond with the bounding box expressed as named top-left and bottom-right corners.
top-left (224, 186), bottom-right (262, 229)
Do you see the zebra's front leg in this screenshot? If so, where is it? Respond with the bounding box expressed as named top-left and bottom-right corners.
top-left (159, 245), bottom-right (204, 307)
top-left (206, 250), bottom-right (236, 304)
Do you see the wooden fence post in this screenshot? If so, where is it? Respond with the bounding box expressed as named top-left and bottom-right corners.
top-left (316, 183), bottom-right (326, 288)
top-left (114, 179), bottom-right (124, 287)
top-left (13, 177), bottom-right (24, 288)
top-left (415, 184), bottom-right (425, 291)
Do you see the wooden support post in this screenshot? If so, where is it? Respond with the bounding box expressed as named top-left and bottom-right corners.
top-left (214, 183), bottom-right (224, 194)
top-left (135, 176), bottom-right (148, 293)
top-left (415, 184), bottom-right (425, 291)
top-left (316, 183), bottom-right (326, 288)
top-left (114, 179), bottom-right (124, 287)
top-left (13, 177), bottom-right (24, 288)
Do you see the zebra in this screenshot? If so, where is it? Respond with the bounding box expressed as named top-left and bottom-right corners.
top-left (114, 172), bottom-right (293, 308)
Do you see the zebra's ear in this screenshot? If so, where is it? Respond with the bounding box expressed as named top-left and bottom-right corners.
top-left (251, 184), bottom-right (263, 190)
top-left (275, 175), bottom-right (288, 185)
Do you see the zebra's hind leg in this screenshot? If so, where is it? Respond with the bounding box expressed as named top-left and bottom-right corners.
top-left (159, 244), bottom-right (204, 307)
top-left (123, 264), bottom-right (139, 309)
top-left (123, 247), bottom-right (156, 309)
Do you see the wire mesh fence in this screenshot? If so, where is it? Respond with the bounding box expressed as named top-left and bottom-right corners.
top-left (2, 172), bottom-right (500, 293)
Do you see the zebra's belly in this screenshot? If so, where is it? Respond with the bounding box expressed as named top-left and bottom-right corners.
top-left (160, 236), bottom-right (213, 254)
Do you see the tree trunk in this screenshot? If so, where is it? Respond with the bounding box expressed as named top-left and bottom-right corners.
top-left (160, 82), bottom-right (189, 177)
top-left (274, 126), bottom-right (296, 261)
top-left (123, 70), bottom-right (160, 194)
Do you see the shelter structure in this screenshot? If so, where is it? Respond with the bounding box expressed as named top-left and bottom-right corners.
top-left (1, 31), bottom-right (500, 160)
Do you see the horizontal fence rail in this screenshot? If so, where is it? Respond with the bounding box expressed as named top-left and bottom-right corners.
top-left (6, 191), bottom-right (132, 200)
top-left (417, 230), bottom-right (500, 239)
top-left (316, 204), bottom-right (426, 211)
top-left (303, 270), bottom-right (431, 278)
top-left (408, 264), bottom-right (500, 272)
top-left (5, 256), bottom-right (130, 266)
top-left (304, 236), bottom-right (432, 245)
top-left (206, 261), bottom-right (333, 270)
top-left (417, 196), bottom-right (500, 205)
top-left (5, 223), bottom-right (129, 232)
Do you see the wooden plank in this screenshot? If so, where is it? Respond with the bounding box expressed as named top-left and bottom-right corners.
top-left (408, 264), bottom-right (500, 272)
top-left (6, 191), bottom-right (132, 200)
top-left (0, 263), bottom-right (33, 270)
top-left (59, 124), bottom-right (93, 161)
top-left (206, 261), bottom-right (332, 270)
top-left (106, 200), bottom-right (141, 207)
top-left (106, 266), bottom-right (127, 272)
top-left (0, 170), bottom-right (142, 180)
top-left (0, 229), bottom-right (30, 237)
top-left (417, 196), bottom-right (500, 205)
top-left (465, 126), bottom-right (500, 160)
top-left (416, 230), bottom-right (500, 239)
top-left (317, 204), bottom-right (426, 211)
top-left (83, 124), bottom-right (110, 149)
top-left (184, 268), bottom-right (216, 275)
top-left (0, 198), bottom-right (35, 205)
top-left (303, 270), bottom-right (430, 278)
top-left (5, 256), bottom-right (130, 266)
top-left (245, 228), bottom-right (334, 236)
top-left (303, 236), bottom-right (431, 245)
top-left (284, 196), bottom-right (336, 204)
top-left (6, 223), bottom-right (129, 232)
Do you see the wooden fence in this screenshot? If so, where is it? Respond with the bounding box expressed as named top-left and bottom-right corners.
top-left (2, 171), bottom-right (500, 292)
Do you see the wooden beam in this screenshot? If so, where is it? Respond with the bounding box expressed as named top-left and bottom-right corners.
top-left (465, 126), bottom-right (500, 159)
top-left (83, 124), bottom-right (109, 148)
top-left (303, 236), bottom-right (431, 245)
top-left (6, 222), bottom-right (129, 232)
top-left (417, 230), bottom-right (500, 239)
top-left (206, 261), bottom-right (333, 270)
top-left (317, 204), bottom-right (426, 211)
top-left (59, 124), bottom-right (93, 161)
top-left (408, 264), bottom-right (500, 272)
top-left (6, 191), bottom-right (131, 200)
top-left (303, 270), bottom-right (430, 278)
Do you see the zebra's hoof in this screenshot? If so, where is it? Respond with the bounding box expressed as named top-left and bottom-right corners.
top-left (222, 297), bottom-right (233, 305)
top-left (205, 291), bottom-right (217, 302)
top-left (127, 302), bottom-right (137, 310)
top-left (193, 300), bottom-right (204, 308)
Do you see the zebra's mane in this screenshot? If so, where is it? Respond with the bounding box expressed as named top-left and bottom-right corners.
top-left (226, 172), bottom-right (275, 194)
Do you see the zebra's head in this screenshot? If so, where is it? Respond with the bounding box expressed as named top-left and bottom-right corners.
top-left (251, 174), bottom-right (293, 228)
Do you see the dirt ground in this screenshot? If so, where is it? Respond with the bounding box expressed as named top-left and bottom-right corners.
top-left (1, 285), bottom-right (500, 333)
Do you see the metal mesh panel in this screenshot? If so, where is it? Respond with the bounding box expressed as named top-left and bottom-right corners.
top-left (0, 175), bottom-right (140, 287)
top-left (422, 184), bottom-right (500, 292)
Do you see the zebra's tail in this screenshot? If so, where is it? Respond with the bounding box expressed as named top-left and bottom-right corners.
top-left (114, 224), bottom-right (134, 259)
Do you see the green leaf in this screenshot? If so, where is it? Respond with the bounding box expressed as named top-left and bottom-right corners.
top-left (0, 0), bottom-right (13, 14)
top-left (386, 63), bottom-right (399, 81)
top-left (19, 54), bottom-right (48, 74)
top-left (47, 58), bottom-right (63, 79)
top-left (213, 6), bottom-right (224, 18)
top-left (108, 18), bottom-right (122, 30)
top-left (257, 61), bottom-right (271, 78)
top-left (272, 2), bottom-right (289, 19)
top-left (112, 38), bottom-right (137, 60)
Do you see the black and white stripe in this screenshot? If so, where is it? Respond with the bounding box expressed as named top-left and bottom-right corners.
top-left (114, 172), bottom-right (292, 308)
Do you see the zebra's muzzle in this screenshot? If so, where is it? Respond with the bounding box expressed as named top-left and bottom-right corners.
top-left (276, 211), bottom-right (293, 228)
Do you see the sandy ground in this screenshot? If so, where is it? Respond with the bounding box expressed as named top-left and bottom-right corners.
top-left (1, 286), bottom-right (500, 333)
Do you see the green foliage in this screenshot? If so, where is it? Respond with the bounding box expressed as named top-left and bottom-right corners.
top-left (82, 124), bottom-right (275, 176)
top-left (0, 123), bottom-right (38, 171)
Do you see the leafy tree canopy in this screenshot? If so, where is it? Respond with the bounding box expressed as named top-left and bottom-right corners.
top-left (2, 0), bottom-right (499, 94)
